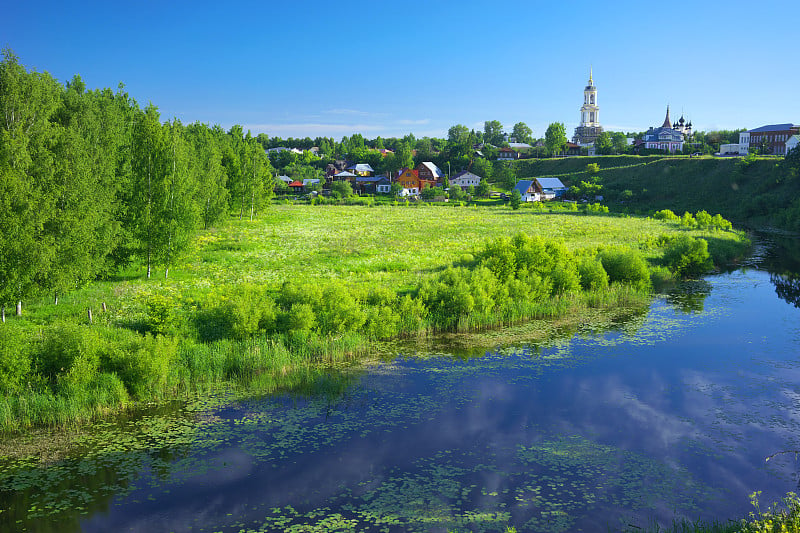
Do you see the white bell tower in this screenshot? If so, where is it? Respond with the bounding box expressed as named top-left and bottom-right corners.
top-left (579, 68), bottom-right (599, 128)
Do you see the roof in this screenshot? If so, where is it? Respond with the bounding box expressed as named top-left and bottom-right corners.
top-left (661, 106), bottom-right (672, 128)
top-left (451, 170), bottom-right (482, 181)
top-left (334, 171), bottom-right (357, 178)
top-left (535, 177), bottom-right (566, 189)
top-left (346, 163), bottom-right (374, 172)
top-left (513, 180), bottom-right (534, 196)
top-left (399, 167), bottom-right (419, 178)
top-left (418, 162), bottom-right (444, 178)
top-left (356, 176), bottom-right (390, 183)
top-left (508, 142), bottom-right (532, 150)
top-left (302, 179), bottom-right (321, 186)
top-left (277, 175), bottom-right (293, 183)
top-left (748, 124), bottom-right (798, 133)
top-left (288, 180), bottom-right (303, 187)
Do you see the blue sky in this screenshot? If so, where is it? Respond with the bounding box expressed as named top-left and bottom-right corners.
top-left (3, 0), bottom-right (798, 140)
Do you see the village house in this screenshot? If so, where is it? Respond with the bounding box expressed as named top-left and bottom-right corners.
top-left (740, 124), bottom-right (800, 155)
top-left (450, 170), bottom-right (482, 190)
top-left (346, 163), bottom-right (375, 177)
top-left (416, 161), bottom-right (445, 182)
top-left (533, 177), bottom-right (568, 199)
top-left (787, 135), bottom-right (800, 155)
top-left (512, 180), bottom-right (540, 202)
top-left (497, 147), bottom-right (519, 160)
top-left (354, 175), bottom-right (391, 195)
top-left (397, 167), bottom-right (422, 196)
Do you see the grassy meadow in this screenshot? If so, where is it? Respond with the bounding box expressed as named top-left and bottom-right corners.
top-left (0, 203), bottom-right (749, 433)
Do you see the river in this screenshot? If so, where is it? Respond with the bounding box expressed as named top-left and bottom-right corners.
top-left (2, 234), bottom-right (800, 532)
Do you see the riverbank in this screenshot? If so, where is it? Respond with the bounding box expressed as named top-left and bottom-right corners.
top-left (0, 204), bottom-right (750, 433)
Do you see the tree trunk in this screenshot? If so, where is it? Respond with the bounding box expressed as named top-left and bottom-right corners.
top-left (147, 250), bottom-right (151, 279)
top-left (87, 307), bottom-right (93, 324)
top-left (16, 301), bottom-right (22, 316)
top-left (102, 302), bottom-right (107, 312)
top-left (54, 292), bottom-right (58, 305)
top-left (1, 305), bottom-right (5, 323)
top-left (165, 267), bottom-right (169, 279)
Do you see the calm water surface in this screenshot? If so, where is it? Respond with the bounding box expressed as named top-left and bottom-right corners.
top-left (2, 236), bottom-right (800, 532)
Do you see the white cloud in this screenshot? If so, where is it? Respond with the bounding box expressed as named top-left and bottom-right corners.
top-left (397, 118), bottom-right (430, 126)
top-left (238, 122), bottom-right (386, 137)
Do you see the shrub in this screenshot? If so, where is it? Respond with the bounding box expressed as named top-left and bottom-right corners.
top-left (0, 326), bottom-right (34, 394)
top-left (316, 285), bottom-right (366, 335)
top-left (101, 329), bottom-right (178, 398)
top-left (680, 211), bottom-right (696, 227)
top-left (36, 324), bottom-right (103, 391)
top-left (585, 203), bottom-right (609, 214)
top-left (577, 257), bottom-right (609, 291)
top-left (397, 294), bottom-right (428, 334)
top-left (653, 209), bottom-right (679, 222)
top-left (143, 291), bottom-right (184, 335)
top-left (694, 210), bottom-right (713, 229)
top-left (599, 248), bottom-right (651, 290)
top-left (225, 284), bottom-right (277, 339)
top-left (279, 303), bottom-right (316, 333)
top-left (662, 235), bottom-right (713, 278)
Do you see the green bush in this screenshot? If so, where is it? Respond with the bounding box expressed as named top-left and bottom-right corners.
top-left (662, 235), bottom-right (713, 278)
top-left (143, 291), bottom-right (185, 335)
top-left (36, 324), bottom-right (103, 391)
top-left (316, 285), bottom-right (366, 335)
top-left (101, 329), bottom-right (178, 398)
top-left (577, 257), bottom-right (609, 291)
top-left (653, 209), bottom-right (679, 222)
top-left (225, 284), bottom-right (277, 339)
top-left (0, 326), bottom-right (34, 394)
top-left (694, 209), bottom-right (713, 228)
top-left (279, 303), bottom-right (317, 333)
top-left (599, 248), bottom-right (651, 290)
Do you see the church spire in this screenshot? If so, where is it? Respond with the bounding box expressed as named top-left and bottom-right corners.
top-left (661, 105), bottom-right (672, 128)
top-left (589, 67), bottom-right (593, 85)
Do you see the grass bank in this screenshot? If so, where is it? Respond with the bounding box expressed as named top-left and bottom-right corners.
top-left (511, 155), bottom-right (800, 231)
top-left (0, 204), bottom-right (749, 433)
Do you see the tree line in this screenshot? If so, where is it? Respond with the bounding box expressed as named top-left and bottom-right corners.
top-left (0, 49), bottom-right (276, 317)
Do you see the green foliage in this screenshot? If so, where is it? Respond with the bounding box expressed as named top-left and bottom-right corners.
top-left (585, 203), bottom-right (609, 214)
top-left (545, 122), bottom-right (568, 155)
top-left (223, 284), bottom-right (277, 339)
top-left (0, 325), bottom-right (33, 394)
top-left (331, 180), bottom-right (353, 198)
top-left (36, 323), bottom-right (103, 390)
top-left (578, 257), bottom-right (609, 291)
top-left (740, 491), bottom-right (800, 533)
top-left (586, 162), bottom-right (600, 174)
top-left (599, 248), bottom-right (651, 290)
top-left (101, 328), bottom-right (177, 397)
top-left (662, 235), bottom-right (714, 278)
top-left (143, 290), bottom-right (185, 335)
top-left (509, 190), bottom-right (522, 210)
top-left (420, 186), bottom-right (438, 200)
top-left (653, 209), bottom-right (679, 222)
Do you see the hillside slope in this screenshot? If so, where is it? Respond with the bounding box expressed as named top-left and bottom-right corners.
top-left (512, 156), bottom-right (800, 231)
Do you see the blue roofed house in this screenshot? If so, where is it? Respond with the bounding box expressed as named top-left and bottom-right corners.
top-left (512, 180), bottom-right (540, 202)
top-left (346, 163), bottom-right (375, 177)
top-left (533, 177), bottom-right (567, 200)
